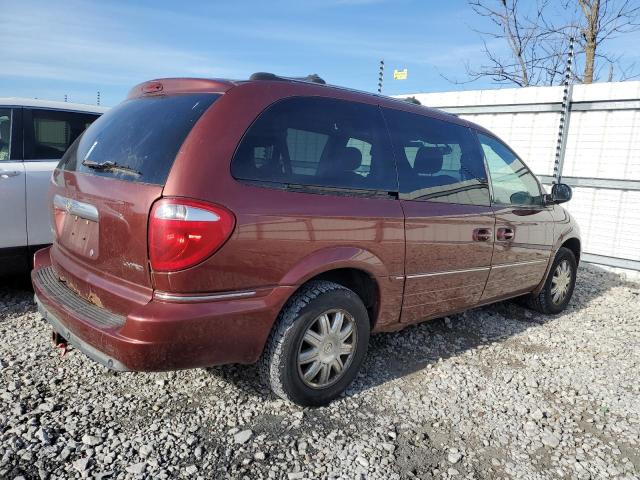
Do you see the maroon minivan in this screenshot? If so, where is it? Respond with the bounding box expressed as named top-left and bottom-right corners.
top-left (32, 74), bottom-right (580, 406)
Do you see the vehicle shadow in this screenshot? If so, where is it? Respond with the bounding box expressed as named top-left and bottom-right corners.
top-left (350, 262), bottom-right (636, 396)
top-left (0, 273), bottom-right (33, 292)
top-left (0, 274), bottom-right (37, 327)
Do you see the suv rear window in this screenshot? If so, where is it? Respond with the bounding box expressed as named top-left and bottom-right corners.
top-left (231, 96), bottom-right (397, 192)
top-left (59, 94), bottom-right (218, 185)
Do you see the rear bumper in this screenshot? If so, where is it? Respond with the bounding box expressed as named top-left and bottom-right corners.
top-left (36, 296), bottom-right (129, 371)
top-left (32, 247), bottom-right (294, 371)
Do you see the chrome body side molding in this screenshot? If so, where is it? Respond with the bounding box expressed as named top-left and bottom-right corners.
top-left (154, 290), bottom-right (257, 303)
top-left (404, 259), bottom-right (548, 280)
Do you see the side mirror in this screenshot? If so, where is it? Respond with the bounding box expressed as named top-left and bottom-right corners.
top-left (550, 183), bottom-right (572, 204)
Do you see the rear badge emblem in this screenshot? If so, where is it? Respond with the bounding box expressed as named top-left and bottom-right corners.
top-left (123, 261), bottom-right (143, 272)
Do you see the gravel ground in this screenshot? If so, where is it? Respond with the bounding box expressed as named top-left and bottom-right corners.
top-left (0, 264), bottom-right (638, 480)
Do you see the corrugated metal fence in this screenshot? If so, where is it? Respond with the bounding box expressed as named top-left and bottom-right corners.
top-left (400, 81), bottom-right (640, 270)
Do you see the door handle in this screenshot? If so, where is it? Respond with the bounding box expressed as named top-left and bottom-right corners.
top-left (473, 228), bottom-right (492, 242)
top-left (497, 227), bottom-right (515, 241)
top-left (0, 169), bottom-right (21, 179)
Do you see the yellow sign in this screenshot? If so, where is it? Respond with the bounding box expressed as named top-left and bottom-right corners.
top-left (393, 69), bottom-right (408, 80)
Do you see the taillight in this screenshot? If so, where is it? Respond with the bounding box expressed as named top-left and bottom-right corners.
top-left (149, 198), bottom-right (235, 272)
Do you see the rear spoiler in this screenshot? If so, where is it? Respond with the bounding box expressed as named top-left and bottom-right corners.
top-left (127, 78), bottom-right (236, 99)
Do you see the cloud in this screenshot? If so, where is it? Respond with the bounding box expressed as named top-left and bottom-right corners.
top-left (0, 0), bottom-right (257, 87)
top-left (0, 0), bottom-right (516, 101)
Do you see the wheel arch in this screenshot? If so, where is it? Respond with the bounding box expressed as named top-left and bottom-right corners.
top-left (561, 237), bottom-right (581, 264)
top-left (278, 246), bottom-right (394, 330)
top-left (533, 235), bottom-right (581, 295)
top-left (300, 268), bottom-right (380, 329)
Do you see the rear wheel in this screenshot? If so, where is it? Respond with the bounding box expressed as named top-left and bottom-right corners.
top-left (259, 280), bottom-right (370, 406)
top-left (527, 247), bottom-right (577, 314)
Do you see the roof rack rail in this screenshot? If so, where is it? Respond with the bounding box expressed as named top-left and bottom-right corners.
top-left (403, 96), bottom-right (421, 105)
top-left (249, 72), bottom-right (326, 85)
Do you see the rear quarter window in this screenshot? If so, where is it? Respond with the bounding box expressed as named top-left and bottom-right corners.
top-left (231, 96), bottom-right (397, 193)
top-left (59, 94), bottom-right (218, 185)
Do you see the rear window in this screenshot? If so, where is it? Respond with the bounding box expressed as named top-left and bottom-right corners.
top-left (59, 94), bottom-right (219, 184)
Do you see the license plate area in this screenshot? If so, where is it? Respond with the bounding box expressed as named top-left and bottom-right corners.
top-left (53, 195), bottom-right (100, 259)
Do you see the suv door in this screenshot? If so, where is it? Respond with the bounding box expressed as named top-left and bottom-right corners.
top-left (0, 107), bottom-right (28, 268)
top-left (382, 108), bottom-right (495, 324)
top-left (476, 132), bottom-right (554, 301)
top-left (23, 108), bottom-right (100, 247)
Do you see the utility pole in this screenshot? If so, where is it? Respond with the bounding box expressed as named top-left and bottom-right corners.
top-left (377, 60), bottom-right (384, 94)
top-left (553, 36), bottom-right (575, 184)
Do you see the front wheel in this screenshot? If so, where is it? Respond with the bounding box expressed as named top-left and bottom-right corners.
top-left (527, 247), bottom-right (577, 314)
top-left (259, 281), bottom-right (370, 406)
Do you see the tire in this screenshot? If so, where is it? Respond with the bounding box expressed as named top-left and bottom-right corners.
top-left (259, 280), bottom-right (370, 406)
top-left (527, 247), bottom-right (577, 314)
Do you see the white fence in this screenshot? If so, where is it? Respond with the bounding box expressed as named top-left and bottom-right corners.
top-left (399, 81), bottom-right (640, 270)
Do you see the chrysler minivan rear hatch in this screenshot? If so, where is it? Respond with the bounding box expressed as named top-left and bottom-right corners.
top-left (50, 93), bottom-right (219, 310)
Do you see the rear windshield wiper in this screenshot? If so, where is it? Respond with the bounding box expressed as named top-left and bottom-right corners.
top-left (82, 160), bottom-right (142, 177)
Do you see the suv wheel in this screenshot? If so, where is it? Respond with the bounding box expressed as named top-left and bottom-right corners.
top-left (527, 247), bottom-right (577, 314)
top-left (259, 280), bottom-right (370, 406)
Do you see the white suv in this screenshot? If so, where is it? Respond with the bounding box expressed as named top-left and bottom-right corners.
top-left (0, 98), bottom-right (107, 274)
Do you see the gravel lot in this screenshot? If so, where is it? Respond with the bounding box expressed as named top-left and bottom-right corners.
top-left (1, 264), bottom-right (638, 480)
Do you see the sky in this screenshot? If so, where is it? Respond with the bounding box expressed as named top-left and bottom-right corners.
top-left (2, 0), bottom-right (640, 107)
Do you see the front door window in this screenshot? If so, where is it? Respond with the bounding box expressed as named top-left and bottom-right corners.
top-left (477, 132), bottom-right (543, 206)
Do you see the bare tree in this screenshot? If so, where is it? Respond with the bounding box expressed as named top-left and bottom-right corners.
top-left (461, 0), bottom-right (552, 86)
top-left (460, 0), bottom-right (640, 86)
top-left (573, 0), bottom-right (640, 83)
